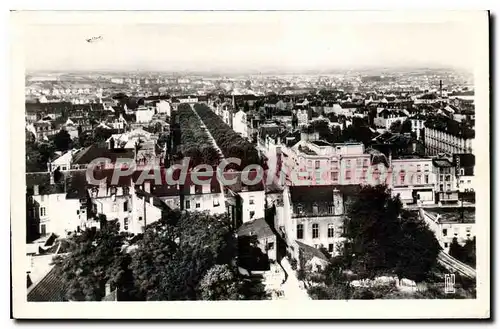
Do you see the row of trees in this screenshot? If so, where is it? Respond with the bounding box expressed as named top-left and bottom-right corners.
top-left (306, 186), bottom-right (442, 299)
top-left (177, 104), bottom-right (220, 168)
top-left (194, 104), bottom-right (262, 169)
top-left (53, 211), bottom-right (269, 301)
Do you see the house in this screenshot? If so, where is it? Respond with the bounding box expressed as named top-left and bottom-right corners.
top-left (50, 148), bottom-right (81, 171)
top-left (135, 106), bottom-right (155, 123)
top-left (454, 154), bottom-right (475, 193)
top-left (293, 240), bottom-right (330, 272)
top-left (419, 208), bottom-right (475, 253)
top-left (232, 109), bottom-right (248, 139)
top-left (281, 185), bottom-right (359, 258)
top-left (237, 217), bottom-right (277, 263)
top-left (156, 100), bottom-right (171, 116)
top-left (390, 155), bottom-right (436, 204)
top-left (86, 169), bottom-right (169, 234)
top-left (432, 157), bottom-right (459, 205)
top-left (374, 109), bottom-right (408, 130)
top-left (409, 114), bottom-right (427, 140)
top-left (223, 171), bottom-right (266, 225)
top-left (26, 171), bottom-right (90, 242)
top-left (181, 172), bottom-right (226, 216)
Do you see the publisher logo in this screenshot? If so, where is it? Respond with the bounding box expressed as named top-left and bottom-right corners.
top-left (444, 274), bottom-right (455, 294)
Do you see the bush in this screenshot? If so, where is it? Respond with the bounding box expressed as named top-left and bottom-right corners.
top-left (290, 258), bottom-right (298, 271)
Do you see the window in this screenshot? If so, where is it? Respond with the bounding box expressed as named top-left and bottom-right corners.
top-left (110, 187), bottom-right (117, 195)
top-left (328, 224), bottom-right (335, 238)
top-left (297, 204), bottom-right (303, 214)
top-left (467, 180), bottom-right (471, 184)
top-left (345, 170), bottom-right (351, 180)
top-left (76, 210), bottom-right (80, 215)
top-left (356, 159), bottom-right (362, 167)
top-left (40, 207), bottom-right (46, 217)
top-left (112, 203), bottom-right (118, 212)
top-left (417, 175), bottom-right (421, 184)
top-left (250, 211), bottom-right (255, 219)
top-left (297, 224), bottom-right (304, 239)
top-left (249, 197), bottom-right (255, 205)
top-left (460, 168), bottom-right (465, 176)
top-left (123, 186), bottom-right (129, 195)
top-left (123, 201), bottom-right (128, 212)
top-left (138, 216), bottom-right (143, 221)
top-left (331, 160), bottom-right (338, 168)
top-left (442, 229), bottom-right (448, 236)
top-left (363, 159), bottom-right (369, 167)
top-left (40, 224), bottom-right (46, 235)
top-left (307, 160), bottom-right (312, 167)
top-left (124, 218), bottom-right (128, 231)
top-left (425, 175), bottom-right (429, 184)
top-left (312, 223), bottom-right (319, 239)
top-left (444, 242), bottom-right (449, 248)
top-left (466, 227), bottom-right (471, 233)
top-left (267, 242), bottom-right (274, 250)
top-left (361, 169), bottom-right (367, 180)
top-left (196, 203), bottom-right (201, 208)
top-left (328, 204), bottom-right (334, 214)
top-left (331, 171), bottom-right (339, 181)
top-left (346, 160), bottom-right (351, 168)
top-left (185, 200), bottom-right (191, 209)
top-left (400, 171), bottom-right (405, 184)
top-left (328, 244), bottom-right (334, 253)
top-left (40, 195), bottom-right (45, 202)
top-left (315, 160), bottom-right (320, 169)
top-left (61, 166), bottom-right (67, 171)
top-left (213, 198), bottom-right (220, 207)
top-left (417, 164), bottom-right (421, 172)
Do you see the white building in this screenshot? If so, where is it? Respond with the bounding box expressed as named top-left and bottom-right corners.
top-left (389, 156), bottom-right (436, 204)
top-left (374, 109), bottom-right (408, 130)
top-left (409, 114), bottom-right (426, 140)
top-left (419, 208), bottom-right (475, 253)
top-left (232, 110), bottom-right (248, 139)
top-left (135, 106), bottom-right (155, 123)
top-left (156, 100), bottom-right (172, 116)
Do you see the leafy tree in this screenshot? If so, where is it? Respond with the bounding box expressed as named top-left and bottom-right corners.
top-left (389, 120), bottom-right (402, 133)
top-left (343, 186), bottom-right (440, 282)
top-left (53, 129), bottom-right (73, 152)
top-left (53, 221), bottom-right (131, 301)
top-left (199, 264), bottom-right (241, 300)
top-left (401, 119), bottom-right (412, 134)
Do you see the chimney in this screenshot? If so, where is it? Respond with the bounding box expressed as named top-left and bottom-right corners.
top-left (33, 185), bottom-right (39, 196)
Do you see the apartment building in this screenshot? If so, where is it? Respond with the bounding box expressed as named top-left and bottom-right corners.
top-left (424, 117), bottom-right (474, 156)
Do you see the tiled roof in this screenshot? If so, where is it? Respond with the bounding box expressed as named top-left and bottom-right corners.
top-left (27, 265), bottom-right (67, 302)
top-left (26, 173), bottom-right (65, 196)
top-left (237, 217), bottom-right (274, 239)
top-left (296, 240), bottom-right (329, 262)
top-left (71, 145), bottom-right (135, 165)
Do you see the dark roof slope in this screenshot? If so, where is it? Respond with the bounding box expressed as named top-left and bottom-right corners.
top-left (296, 240), bottom-right (329, 262)
top-left (27, 265), bottom-right (67, 302)
top-left (237, 217), bottom-right (274, 239)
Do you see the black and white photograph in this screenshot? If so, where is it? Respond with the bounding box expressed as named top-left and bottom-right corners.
top-left (10, 10), bottom-right (490, 319)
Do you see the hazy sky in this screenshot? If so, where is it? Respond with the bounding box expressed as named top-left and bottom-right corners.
top-left (20, 12), bottom-right (485, 73)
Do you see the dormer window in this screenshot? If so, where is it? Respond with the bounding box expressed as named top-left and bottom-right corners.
top-left (110, 187), bottom-right (117, 196)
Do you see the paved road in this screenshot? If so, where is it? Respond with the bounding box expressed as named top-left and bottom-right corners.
top-left (280, 258), bottom-right (311, 300)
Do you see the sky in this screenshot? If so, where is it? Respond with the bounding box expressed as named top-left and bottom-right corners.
top-left (20, 11), bottom-right (486, 73)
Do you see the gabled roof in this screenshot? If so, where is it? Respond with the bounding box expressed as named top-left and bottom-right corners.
top-left (296, 240), bottom-right (329, 262)
top-left (237, 217), bottom-right (274, 239)
top-left (71, 145), bottom-right (135, 165)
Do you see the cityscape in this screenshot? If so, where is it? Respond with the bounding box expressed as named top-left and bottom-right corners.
top-left (20, 14), bottom-right (483, 306)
